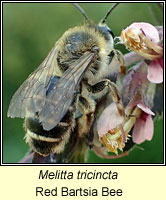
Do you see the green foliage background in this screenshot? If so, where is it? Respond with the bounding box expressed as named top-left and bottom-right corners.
top-left (3, 3), bottom-right (163, 163)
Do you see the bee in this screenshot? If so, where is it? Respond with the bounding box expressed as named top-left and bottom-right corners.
top-left (7, 3), bottom-right (124, 158)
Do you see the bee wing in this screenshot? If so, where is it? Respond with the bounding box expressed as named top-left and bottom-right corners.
top-left (38, 51), bottom-right (96, 130)
top-left (7, 44), bottom-right (59, 118)
top-left (8, 44), bottom-right (96, 131)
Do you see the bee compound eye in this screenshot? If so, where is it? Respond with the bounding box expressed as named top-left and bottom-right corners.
top-left (108, 29), bottom-right (115, 38)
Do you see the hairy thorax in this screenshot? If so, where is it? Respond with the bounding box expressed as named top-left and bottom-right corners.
top-left (56, 23), bottom-right (114, 84)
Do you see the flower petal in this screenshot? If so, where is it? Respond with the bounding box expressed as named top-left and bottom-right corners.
top-left (143, 115), bottom-right (154, 141)
top-left (147, 60), bottom-right (163, 83)
top-left (121, 22), bottom-right (163, 60)
top-left (132, 113), bottom-right (154, 144)
top-left (128, 22), bottom-right (160, 43)
top-left (158, 56), bottom-right (163, 69)
top-left (97, 103), bottom-right (124, 137)
top-left (137, 103), bottom-right (155, 115)
top-left (132, 115), bottom-right (146, 144)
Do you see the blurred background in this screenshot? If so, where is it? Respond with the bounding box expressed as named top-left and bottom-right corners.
top-left (3, 2), bottom-right (163, 163)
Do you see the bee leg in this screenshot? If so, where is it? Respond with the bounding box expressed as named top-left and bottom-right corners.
top-left (114, 49), bottom-right (126, 74)
top-left (88, 79), bottom-right (125, 117)
top-left (86, 123), bottom-right (94, 149)
top-left (87, 80), bottom-right (110, 100)
top-left (77, 95), bottom-right (95, 138)
top-left (107, 80), bottom-right (125, 116)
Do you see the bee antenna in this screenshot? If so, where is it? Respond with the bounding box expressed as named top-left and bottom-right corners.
top-left (101, 3), bottom-right (119, 24)
top-left (72, 3), bottom-right (89, 20)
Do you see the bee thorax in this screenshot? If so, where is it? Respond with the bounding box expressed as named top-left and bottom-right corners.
top-left (57, 23), bottom-right (114, 76)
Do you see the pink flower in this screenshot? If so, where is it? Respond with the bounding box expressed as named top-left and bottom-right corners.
top-left (147, 56), bottom-right (163, 83)
top-left (97, 102), bottom-right (129, 154)
top-left (97, 103), bottom-right (124, 138)
top-left (97, 102), bottom-right (155, 154)
top-left (120, 22), bottom-right (163, 83)
top-left (132, 103), bottom-right (155, 144)
top-left (96, 61), bottom-right (156, 155)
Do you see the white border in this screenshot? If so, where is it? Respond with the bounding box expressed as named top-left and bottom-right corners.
top-left (1, 1), bottom-right (165, 166)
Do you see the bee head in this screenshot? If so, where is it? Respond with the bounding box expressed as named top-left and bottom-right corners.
top-left (97, 24), bottom-right (115, 39)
